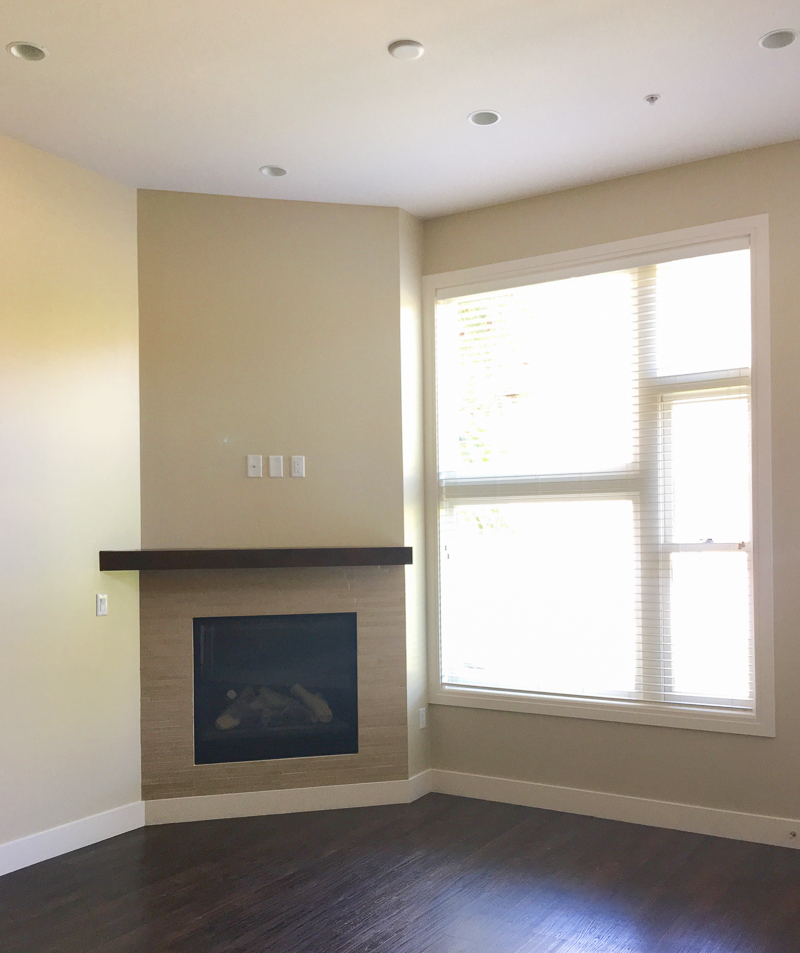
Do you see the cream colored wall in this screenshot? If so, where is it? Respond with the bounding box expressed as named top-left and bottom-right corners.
top-left (399, 209), bottom-right (430, 777)
top-left (424, 139), bottom-right (800, 818)
top-left (138, 192), bottom-right (426, 780)
top-left (137, 191), bottom-right (406, 549)
top-left (0, 136), bottom-right (141, 845)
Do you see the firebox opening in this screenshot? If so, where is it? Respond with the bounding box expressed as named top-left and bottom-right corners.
top-left (193, 612), bottom-right (358, 764)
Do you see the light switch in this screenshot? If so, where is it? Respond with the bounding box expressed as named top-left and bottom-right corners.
top-left (419, 706), bottom-right (427, 729)
top-left (268, 455), bottom-right (284, 478)
top-left (247, 454), bottom-right (263, 478)
top-left (96, 594), bottom-right (108, 617)
top-left (291, 455), bottom-right (305, 478)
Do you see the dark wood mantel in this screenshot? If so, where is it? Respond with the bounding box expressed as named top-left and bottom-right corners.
top-left (99, 547), bottom-right (413, 572)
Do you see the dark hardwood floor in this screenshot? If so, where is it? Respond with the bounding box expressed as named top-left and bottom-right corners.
top-left (3, 794), bottom-right (800, 953)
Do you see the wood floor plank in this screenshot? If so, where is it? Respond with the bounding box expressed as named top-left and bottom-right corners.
top-left (2, 794), bottom-right (800, 953)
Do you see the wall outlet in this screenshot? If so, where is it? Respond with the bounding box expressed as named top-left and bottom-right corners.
top-left (419, 706), bottom-right (427, 729)
top-left (96, 594), bottom-right (108, 617)
top-left (291, 455), bottom-right (305, 478)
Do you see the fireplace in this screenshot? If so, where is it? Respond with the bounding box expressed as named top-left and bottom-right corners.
top-left (193, 612), bottom-right (358, 765)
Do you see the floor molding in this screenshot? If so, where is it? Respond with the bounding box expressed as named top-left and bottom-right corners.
top-left (6, 766), bottom-right (798, 877)
top-left (145, 772), bottom-right (433, 825)
top-left (429, 769), bottom-right (800, 850)
top-left (0, 801), bottom-right (145, 877)
top-left (408, 768), bottom-right (434, 801)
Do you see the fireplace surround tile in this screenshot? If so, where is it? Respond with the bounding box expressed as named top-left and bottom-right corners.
top-left (140, 566), bottom-right (408, 800)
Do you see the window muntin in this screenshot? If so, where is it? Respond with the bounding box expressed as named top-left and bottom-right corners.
top-left (434, 247), bottom-right (755, 714)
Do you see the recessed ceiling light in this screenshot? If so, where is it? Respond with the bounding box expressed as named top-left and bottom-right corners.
top-left (260, 165), bottom-right (286, 177)
top-left (759, 29), bottom-right (797, 49)
top-left (6, 41), bottom-right (47, 61)
top-left (468, 110), bottom-right (501, 126)
top-left (388, 39), bottom-right (424, 60)
top-left (644, 93), bottom-right (660, 105)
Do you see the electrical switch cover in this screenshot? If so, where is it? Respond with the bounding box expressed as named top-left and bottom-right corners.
top-left (247, 454), bottom-right (263, 477)
top-left (291, 455), bottom-right (305, 478)
top-left (96, 594), bottom-right (108, 617)
top-left (269, 455), bottom-right (284, 478)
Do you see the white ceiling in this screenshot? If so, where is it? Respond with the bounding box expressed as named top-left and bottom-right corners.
top-left (2, 1), bottom-right (799, 218)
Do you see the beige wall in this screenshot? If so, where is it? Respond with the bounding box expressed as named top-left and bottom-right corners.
top-left (0, 136), bottom-right (141, 845)
top-left (10, 123), bottom-right (798, 842)
top-left (400, 210), bottom-right (430, 776)
top-left (423, 139), bottom-right (800, 819)
top-left (138, 191), bottom-right (407, 549)
top-left (138, 191), bottom-right (427, 780)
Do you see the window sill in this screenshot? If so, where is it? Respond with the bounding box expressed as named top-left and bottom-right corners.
top-left (429, 683), bottom-right (775, 737)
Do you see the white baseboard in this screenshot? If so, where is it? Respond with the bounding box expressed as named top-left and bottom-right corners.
top-left (429, 769), bottom-right (800, 850)
top-left (146, 768), bottom-right (800, 849)
top-left (409, 768), bottom-right (434, 801)
top-left (5, 766), bottom-right (797, 877)
top-left (0, 801), bottom-right (145, 877)
top-left (145, 772), bottom-right (433, 825)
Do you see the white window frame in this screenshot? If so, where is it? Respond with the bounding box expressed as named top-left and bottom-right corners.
top-left (423, 215), bottom-right (774, 736)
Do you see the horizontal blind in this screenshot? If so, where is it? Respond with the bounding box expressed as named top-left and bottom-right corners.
top-left (435, 248), bottom-right (753, 710)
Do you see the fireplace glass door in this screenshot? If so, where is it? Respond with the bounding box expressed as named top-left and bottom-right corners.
top-left (193, 612), bottom-right (358, 764)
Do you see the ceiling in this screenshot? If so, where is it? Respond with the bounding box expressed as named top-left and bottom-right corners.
top-left (1, 1), bottom-right (799, 218)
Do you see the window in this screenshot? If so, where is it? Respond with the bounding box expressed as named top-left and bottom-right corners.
top-left (425, 218), bottom-right (773, 735)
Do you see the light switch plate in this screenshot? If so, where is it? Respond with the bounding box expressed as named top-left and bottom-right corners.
top-left (291, 455), bottom-right (305, 478)
top-left (268, 455), bottom-right (284, 478)
top-left (96, 594), bottom-right (108, 617)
